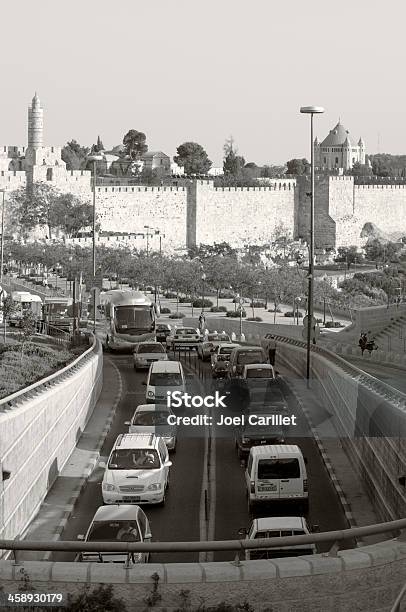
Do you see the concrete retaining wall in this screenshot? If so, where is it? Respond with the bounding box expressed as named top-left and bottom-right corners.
top-left (189, 317), bottom-right (406, 524)
top-left (353, 304), bottom-right (406, 336)
top-left (0, 340), bottom-right (103, 544)
top-left (0, 539), bottom-right (406, 611)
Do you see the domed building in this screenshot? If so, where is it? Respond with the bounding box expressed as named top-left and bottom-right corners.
top-left (314, 120), bottom-right (366, 171)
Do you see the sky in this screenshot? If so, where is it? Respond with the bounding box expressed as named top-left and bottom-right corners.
top-left (2, 0), bottom-right (406, 167)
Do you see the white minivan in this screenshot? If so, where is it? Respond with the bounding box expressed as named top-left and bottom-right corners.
top-left (144, 360), bottom-right (186, 404)
top-left (245, 444), bottom-right (308, 513)
top-left (102, 433), bottom-right (172, 506)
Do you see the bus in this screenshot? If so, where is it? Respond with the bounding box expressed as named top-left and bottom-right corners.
top-left (42, 296), bottom-right (74, 332)
top-left (9, 291), bottom-right (42, 327)
top-left (99, 289), bottom-right (159, 351)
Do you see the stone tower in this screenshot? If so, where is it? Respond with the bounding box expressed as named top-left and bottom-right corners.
top-left (27, 93), bottom-right (43, 149)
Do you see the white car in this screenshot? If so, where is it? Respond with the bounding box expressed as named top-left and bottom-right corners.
top-left (133, 341), bottom-right (168, 371)
top-left (144, 360), bottom-right (186, 404)
top-left (197, 333), bottom-right (231, 361)
top-left (76, 504), bottom-right (152, 564)
top-left (166, 327), bottom-right (201, 350)
top-left (125, 404), bottom-right (177, 452)
top-left (102, 434), bottom-right (172, 506)
top-left (211, 343), bottom-right (239, 378)
top-left (238, 516), bottom-right (316, 560)
top-left (241, 364), bottom-right (278, 383)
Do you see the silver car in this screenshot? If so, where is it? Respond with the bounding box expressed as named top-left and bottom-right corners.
top-left (133, 342), bottom-right (168, 371)
top-left (76, 504), bottom-right (152, 564)
top-left (198, 333), bottom-right (231, 361)
top-left (125, 404), bottom-right (178, 452)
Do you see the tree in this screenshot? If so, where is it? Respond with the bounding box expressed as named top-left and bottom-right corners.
top-left (223, 149), bottom-right (245, 177)
top-left (364, 239), bottom-right (402, 264)
top-left (286, 158), bottom-right (310, 176)
top-left (0, 293), bottom-right (15, 343)
top-left (91, 135), bottom-right (104, 153)
top-left (334, 246), bottom-right (364, 269)
top-left (122, 130), bottom-right (148, 160)
top-left (349, 162), bottom-right (373, 177)
top-left (174, 142), bottom-right (212, 175)
top-left (19, 311), bottom-right (37, 360)
top-left (10, 183), bottom-right (61, 239)
top-left (261, 165), bottom-right (286, 178)
top-left (53, 194), bottom-right (95, 237)
top-left (61, 140), bottom-right (90, 170)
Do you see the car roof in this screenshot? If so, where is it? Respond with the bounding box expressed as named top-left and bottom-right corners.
top-left (218, 343), bottom-right (239, 349)
top-left (244, 364), bottom-right (274, 370)
top-left (233, 346), bottom-right (264, 352)
top-left (254, 516), bottom-right (307, 531)
top-left (134, 404), bottom-right (171, 414)
top-left (250, 444), bottom-right (302, 457)
top-left (92, 504), bottom-right (142, 522)
top-left (150, 360), bottom-right (182, 372)
top-left (114, 433), bottom-right (157, 449)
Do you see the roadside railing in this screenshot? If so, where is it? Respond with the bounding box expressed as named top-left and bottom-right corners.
top-left (0, 334), bottom-right (97, 411)
top-left (1, 517), bottom-right (406, 565)
top-left (35, 321), bottom-right (72, 347)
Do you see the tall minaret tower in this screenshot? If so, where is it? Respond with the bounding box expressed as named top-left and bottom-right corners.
top-left (27, 92), bottom-right (43, 149)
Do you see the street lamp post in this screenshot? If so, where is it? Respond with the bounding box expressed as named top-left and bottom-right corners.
top-left (0, 190), bottom-right (5, 288)
top-left (88, 155), bottom-right (104, 334)
top-left (201, 272), bottom-right (206, 312)
top-left (300, 105), bottom-right (325, 383)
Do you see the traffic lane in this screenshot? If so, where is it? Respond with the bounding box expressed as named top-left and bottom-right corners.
top-left (194, 359), bottom-right (354, 558)
top-left (53, 352), bottom-right (206, 563)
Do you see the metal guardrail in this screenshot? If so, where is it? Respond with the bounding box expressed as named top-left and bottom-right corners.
top-left (1, 517), bottom-right (406, 561)
top-left (0, 333), bottom-right (96, 410)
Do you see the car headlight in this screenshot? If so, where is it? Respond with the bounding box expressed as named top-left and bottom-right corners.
top-left (102, 483), bottom-right (117, 492)
top-left (147, 483), bottom-right (162, 491)
top-left (147, 390), bottom-right (155, 398)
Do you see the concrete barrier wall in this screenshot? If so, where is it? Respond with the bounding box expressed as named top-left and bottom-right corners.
top-left (0, 539), bottom-right (406, 611)
top-left (189, 317), bottom-right (406, 523)
top-left (354, 303), bottom-right (406, 335)
top-left (0, 340), bottom-right (103, 543)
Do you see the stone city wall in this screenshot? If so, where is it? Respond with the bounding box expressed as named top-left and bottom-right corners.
top-left (0, 340), bottom-right (103, 543)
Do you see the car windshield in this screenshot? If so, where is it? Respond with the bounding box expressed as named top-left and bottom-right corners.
top-left (207, 334), bottom-right (219, 341)
top-left (133, 411), bottom-right (170, 425)
top-left (115, 306), bottom-right (153, 333)
top-left (176, 329), bottom-right (196, 336)
top-left (237, 351), bottom-right (265, 365)
top-left (149, 373), bottom-right (182, 386)
top-left (157, 325), bottom-right (170, 331)
top-left (246, 369), bottom-right (273, 378)
top-left (108, 449), bottom-right (160, 470)
top-left (219, 347), bottom-right (233, 354)
top-left (258, 458), bottom-right (300, 480)
top-left (218, 335), bottom-right (230, 341)
top-left (138, 344), bottom-right (164, 354)
top-left (87, 520), bottom-right (141, 542)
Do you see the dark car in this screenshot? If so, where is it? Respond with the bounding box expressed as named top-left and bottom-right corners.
top-left (235, 415), bottom-right (285, 459)
top-left (227, 346), bottom-right (268, 379)
top-left (155, 324), bottom-right (171, 343)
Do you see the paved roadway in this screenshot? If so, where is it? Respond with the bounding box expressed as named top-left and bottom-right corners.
top-left (51, 340), bottom-right (352, 564)
top-left (343, 357), bottom-right (406, 395)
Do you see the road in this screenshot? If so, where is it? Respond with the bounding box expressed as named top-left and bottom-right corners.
top-left (343, 357), bottom-right (406, 395)
top-left (51, 340), bottom-right (352, 564)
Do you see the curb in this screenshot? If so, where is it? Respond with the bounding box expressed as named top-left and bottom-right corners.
top-left (42, 357), bottom-right (123, 561)
top-left (283, 376), bottom-right (361, 542)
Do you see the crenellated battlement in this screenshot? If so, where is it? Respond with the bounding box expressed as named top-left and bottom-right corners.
top-left (214, 183), bottom-right (295, 192)
top-left (96, 185), bottom-right (186, 193)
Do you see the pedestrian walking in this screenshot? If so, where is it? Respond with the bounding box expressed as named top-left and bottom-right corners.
top-left (359, 332), bottom-right (368, 355)
top-left (198, 311), bottom-right (206, 333)
top-left (268, 335), bottom-right (277, 365)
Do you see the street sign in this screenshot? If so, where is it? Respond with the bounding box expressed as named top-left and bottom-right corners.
top-left (239, 297), bottom-right (244, 306)
top-left (302, 325), bottom-right (320, 341)
top-left (303, 314), bottom-right (316, 328)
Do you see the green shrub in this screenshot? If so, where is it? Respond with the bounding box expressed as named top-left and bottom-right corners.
top-left (179, 296), bottom-right (192, 303)
top-left (226, 310), bottom-right (246, 318)
top-left (325, 321), bottom-right (343, 328)
top-left (247, 316), bottom-right (263, 322)
top-left (210, 305), bottom-right (227, 312)
top-left (160, 307), bottom-right (171, 314)
top-left (66, 583), bottom-right (127, 612)
top-left (164, 291), bottom-right (177, 299)
top-left (250, 301), bottom-right (265, 308)
top-left (284, 310), bottom-right (303, 318)
top-left (192, 298), bottom-right (213, 308)
top-left (169, 312), bottom-right (185, 319)
top-left (268, 307), bottom-right (282, 313)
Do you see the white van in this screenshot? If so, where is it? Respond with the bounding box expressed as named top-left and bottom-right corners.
top-left (245, 444), bottom-right (308, 513)
top-left (238, 516), bottom-right (316, 559)
top-left (144, 360), bottom-right (186, 404)
top-left (102, 433), bottom-right (172, 506)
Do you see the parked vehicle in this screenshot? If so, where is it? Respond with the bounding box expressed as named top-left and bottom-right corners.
top-left (42, 296), bottom-right (73, 332)
top-left (227, 346), bottom-right (268, 379)
top-left (144, 360), bottom-right (187, 404)
top-left (125, 404), bottom-right (177, 452)
top-left (9, 291), bottom-right (42, 327)
top-left (133, 342), bottom-right (167, 370)
top-left (102, 434), bottom-right (172, 506)
top-left (76, 504), bottom-right (152, 564)
top-left (238, 516), bottom-right (316, 559)
top-left (245, 444), bottom-right (308, 513)
top-left (211, 343), bottom-right (239, 378)
top-left (241, 364), bottom-right (278, 384)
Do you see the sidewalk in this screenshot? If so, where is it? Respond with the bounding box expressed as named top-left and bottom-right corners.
top-left (18, 356), bottom-right (122, 561)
